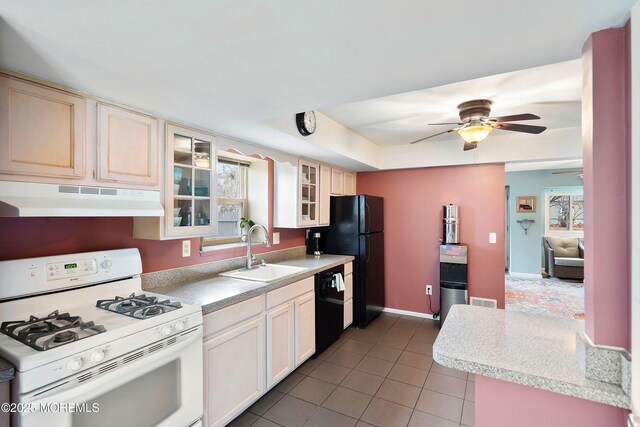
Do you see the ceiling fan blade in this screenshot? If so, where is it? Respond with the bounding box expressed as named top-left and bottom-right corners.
top-left (409, 128), bottom-right (457, 144)
top-left (495, 122), bottom-right (546, 134)
top-left (463, 142), bottom-right (477, 151)
top-left (552, 169), bottom-right (583, 174)
top-left (428, 122), bottom-right (463, 126)
top-left (490, 113), bottom-right (540, 123)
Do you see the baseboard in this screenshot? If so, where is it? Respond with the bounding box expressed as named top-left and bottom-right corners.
top-left (382, 307), bottom-right (439, 321)
top-left (507, 271), bottom-right (543, 279)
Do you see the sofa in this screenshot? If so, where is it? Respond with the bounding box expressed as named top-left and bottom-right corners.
top-left (542, 236), bottom-right (584, 280)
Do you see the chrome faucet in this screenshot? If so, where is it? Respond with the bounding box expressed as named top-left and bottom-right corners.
top-left (245, 224), bottom-right (272, 269)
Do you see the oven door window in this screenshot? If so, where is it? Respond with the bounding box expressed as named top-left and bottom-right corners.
top-left (73, 360), bottom-right (180, 427)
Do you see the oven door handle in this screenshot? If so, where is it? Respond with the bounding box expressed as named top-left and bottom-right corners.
top-left (23, 326), bottom-right (203, 403)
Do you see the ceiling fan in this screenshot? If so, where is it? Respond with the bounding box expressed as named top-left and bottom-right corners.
top-left (552, 169), bottom-right (584, 179)
top-left (409, 99), bottom-right (547, 151)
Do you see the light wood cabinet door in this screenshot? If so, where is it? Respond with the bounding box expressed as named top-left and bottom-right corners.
top-left (266, 302), bottom-right (295, 389)
top-left (344, 298), bottom-right (353, 329)
top-left (319, 164), bottom-right (331, 226)
top-left (295, 291), bottom-right (316, 366)
top-left (343, 171), bottom-right (357, 196)
top-left (330, 168), bottom-right (344, 195)
top-left (97, 103), bottom-right (159, 187)
top-left (0, 75), bottom-right (85, 179)
top-left (204, 316), bottom-right (265, 427)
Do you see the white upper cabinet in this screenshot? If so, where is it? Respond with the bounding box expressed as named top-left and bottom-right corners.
top-left (319, 164), bottom-right (331, 226)
top-left (97, 103), bottom-right (159, 188)
top-left (0, 75), bottom-right (86, 180)
top-left (343, 171), bottom-right (357, 196)
top-left (274, 159), bottom-right (323, 228)
top-left (330, 168), bottom-right (344, 196)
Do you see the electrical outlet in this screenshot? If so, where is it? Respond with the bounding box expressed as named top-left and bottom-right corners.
top-left (489, 232), bottom-right (497, 244)
top-left (272, 232), bottom-right (280, 245)
top-left (426, 285), bottom-right (433, 295)
top-left (182, 240), bottom-right (191, 257)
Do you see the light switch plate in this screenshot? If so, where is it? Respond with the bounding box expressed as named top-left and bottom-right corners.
top-left (489, 232), bottom-right (497, 244)
top-left (272, 232), bottom-right (280, 245)
top-left (182, 240), bottom-right (191, 257)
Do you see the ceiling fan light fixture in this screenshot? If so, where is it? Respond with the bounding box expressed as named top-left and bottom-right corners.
top-left (457, 123), bottom-right (493, 143)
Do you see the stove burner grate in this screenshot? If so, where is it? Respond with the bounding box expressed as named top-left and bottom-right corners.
top-left (0, 310), bottom-right (106, 351)
top-left (96, 293), bottom-right (182, 319)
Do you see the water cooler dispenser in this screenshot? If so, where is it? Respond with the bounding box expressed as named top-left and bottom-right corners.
top-left (439, 205), bottom-right (468, 327)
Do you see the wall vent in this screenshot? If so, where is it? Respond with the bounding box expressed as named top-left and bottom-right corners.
top-left (469, 297), bottom-right (497, 309)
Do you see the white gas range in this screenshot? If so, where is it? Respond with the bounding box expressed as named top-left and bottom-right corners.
top-left (0, 249), bottom-right (203, 427)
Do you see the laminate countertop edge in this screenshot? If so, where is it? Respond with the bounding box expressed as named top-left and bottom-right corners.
top-left (432, 305), bottom-right (630, 409)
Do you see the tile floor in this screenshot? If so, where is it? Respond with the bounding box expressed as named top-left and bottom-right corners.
top-left (229, 312), bottom-right (475, 427)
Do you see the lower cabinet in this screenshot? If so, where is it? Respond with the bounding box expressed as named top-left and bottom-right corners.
top-left (295, 291), bottom-right (316, 365)
top-left (204, 278), bottom-right (317, 426)
top-left (204, 315), bottom-right (265, 427)
top-left (344, 262), bottom-right (354, 329)
top-left (266, 302), bottom-right (295, 389)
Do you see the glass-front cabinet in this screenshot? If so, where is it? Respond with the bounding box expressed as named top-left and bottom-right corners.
top-left (166, 123), bottom-right (217, 237)
top-left (299, 160), bottom-right (319, 226)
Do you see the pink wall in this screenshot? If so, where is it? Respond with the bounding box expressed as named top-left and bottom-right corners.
top-left (0, 157), bottom-right (306, 273)
top-left (475, 375), bottom-right (627, 427)
top-left (357, 163), bottom-right (505, 314)
top-left (582, 24), bottom-right (631, 350)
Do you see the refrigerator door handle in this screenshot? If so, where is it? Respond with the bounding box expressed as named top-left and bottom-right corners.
top-left (365, 202), bottom-right (370, 234)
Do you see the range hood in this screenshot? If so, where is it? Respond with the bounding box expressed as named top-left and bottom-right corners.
top-left (0, 181), bottom-right (165, 217)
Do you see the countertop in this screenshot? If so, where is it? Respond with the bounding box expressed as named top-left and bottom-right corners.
top-left (0, 357), bottom-right (14, 383)
top-left (432, 305), bottom-right (630, 409)
top-left (149, 254), bottom-right (354, 315)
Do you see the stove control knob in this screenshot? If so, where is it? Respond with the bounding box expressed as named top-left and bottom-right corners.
top-left (161, 326), bottom-right (172, 336)
top-left (101, 260), bottom-right (112, 269)
top-left (67, 357), bottom-right (83, 372)
top-left (174, 320), bottom-right (186, 332)
top-left (91, 349), bottom-right (106, 363)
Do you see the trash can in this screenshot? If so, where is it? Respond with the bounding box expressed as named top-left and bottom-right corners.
top-left (439, 281), bottom-right (468, 328)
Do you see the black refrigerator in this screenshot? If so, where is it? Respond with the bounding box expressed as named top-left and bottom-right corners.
top-left (317, 195), bottom-right (384, 328)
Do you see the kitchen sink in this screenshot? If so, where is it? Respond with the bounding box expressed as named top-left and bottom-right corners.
top-left (219, 264), bottom-right (308, 282)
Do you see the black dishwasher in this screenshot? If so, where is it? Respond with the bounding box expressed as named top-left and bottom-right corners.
top-left (314, 264), bottom-right (345, 356)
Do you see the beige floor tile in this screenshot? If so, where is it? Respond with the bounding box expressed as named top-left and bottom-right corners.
top-left (355, 422), bottom-right (375, 427)
top-left (397, 351), bottom-right (433, 370)
top-left (316, 346), bottom-right (338, 360)
top-left (227, 411), bottom-right (258, 427)
top-left (462, 400), bottom-right (475, 426)
top-left (289, 376), bottom-right (337, 405)
top-left (263, 395), bottom-right (318, 427)
top-left (375, 378), bottom-right (421, 408)
top-left (394, 319), bottom-right (423, 331)
top-left (404, 339), bottom-right (432, 355)
top-left (296, 358), bottom-right (322, 375)
top-left (342, 328), bottom-right (358, 339)
top-left (415, 389), bottom-right (464, 423)
top-left (303, 407), bottom-right (357, 427)
top-left (412, 329), bottom-right (439, 343)
top-left (388, 363), bottom-right (428, 387)
top-left (366, 344), bottom-right (402, 362)
top-left (326, 349), bottom-right (365, 368)
top-left (430, 362), bottom-right (468, 379)
top-left (355, 356), bottom-right (395, 377)
top-left (340, 339), bottom-right (376, 355)
top-left (339, 369), bottom-right (385, 396)
top-left (424, 372), bottom-right (466, 399)
top-left (360, 397), bottom-right (413, 427)
top-left (248, 389), bottom-right (285, 415)
top-left (376, 334), bottom-right (410, 350)
top-left (308, 361), bottom-right (352, 385)
top-left (276, 372), bottom-right (306, 393)
top-left (386, 326), bottom-right (415, 339)
top-left (322, 386), bottom-right (373, 419)
top-left (408, 410), bottom-right (459, 427)
top-left (378, 312), bottom-right (401, 320)
top-left (251, 418), bottom-right (282, 427)
top-left (465, 381), bottom-right (475, 402)
top-left (353, 329), bottom-right (383, 344)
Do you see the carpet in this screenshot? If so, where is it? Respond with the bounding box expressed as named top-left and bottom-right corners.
top-left (505, 274), bottom-right (584, 319)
